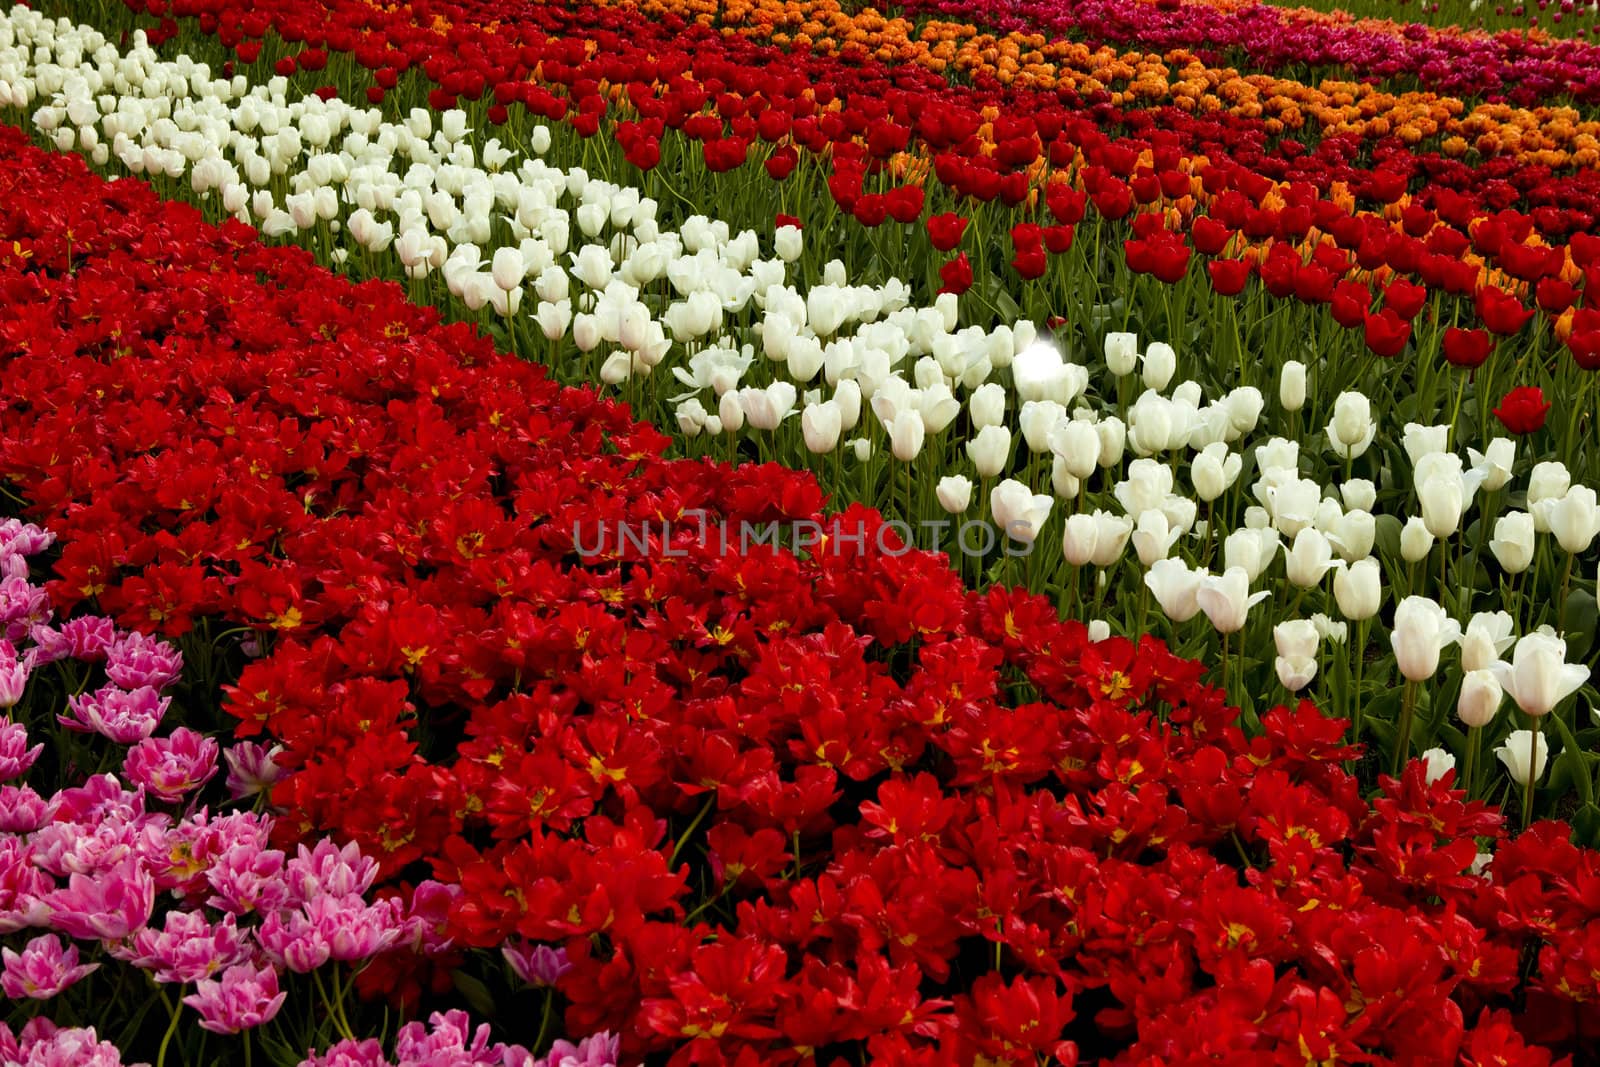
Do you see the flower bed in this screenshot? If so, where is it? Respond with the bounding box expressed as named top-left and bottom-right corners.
top-left (5, 115), bottom-right (1600, 1064)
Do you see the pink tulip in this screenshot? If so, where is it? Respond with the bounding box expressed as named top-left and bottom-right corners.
top-left (123, 728), bottom-right (220, 802)
top-left (223, 741), bottom-right (283, 800)
top-left (182, 962), bottom-right (287, 1034)
top-left (104, 632), bottom-right (183, 690)
top-left (59, 686), bottom-right (169, 745)
top-left (124, 910), bottom-right (244, 984)
top-left (0, 934), bottom-right (99, 999)
top-left (44, 859), bottom-right (155, 941)
top-left (0, 719), bottom-right (42, 780)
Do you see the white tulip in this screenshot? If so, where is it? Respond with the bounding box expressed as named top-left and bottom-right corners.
top-left (1420, 748), bottom-right (1456, 786)
top-left (1144, 558), bottom-right (1204, 623)
top-left (1457, 669), bottom-right (1504, 729)
top-left (1401, 423), bottom-right (1450, 464)
top-left (1492, 631), bottom-right (1589, 719)
top-left (1018, 401), bottom-right (1066, 454)
top-left (1468, 438), bottom-right (1516, 493)
top-left (1326, 391), bottom-right (1376, 459)
top-left (1460, 612), bottom-right (1515, 672)
top-left (1547, 485), bottom-right (1600, 555)
top-left (1190, 443), bottom-right (1241, 503)
top-left (969, 383), bottom-right (1006, 430)
top-left (1141, 341), bottom-right (1176, 391)
top-left (936, 475), bottom-right (973, 514)
top-left (1331, 558), bottom-right (1382, 621)
top-left (1340, 479), bottom-right (1377, 512)
top-left (801, 402), bottom-right (842, 455)
top-left (966, 426), bottom-right (1012, 479)
top-left (889, 410), bottom-right (926, 462)
top-left (1104, 331), bottom-right (1139, 376)
top-left (990, 480), bottom-right (1053, 545)
top-left (1225, 527), bottom-right (1280, 584)
top-left (1489, 512), bottom-right (1536, 574)
top-left (1050, 420), bottom-right (1100, 481)
top-left (1195, 566), bottom-right (1269, 634)
top-left (1327, 509), bottom-right (1376, 563)
top-left (1390, 596), bottom-right (1460, 682)
top-left (1131, 509), bottom-right (1179, 567)
top-left (1279, 360), bottom-right (1306, 412)
top-left (1400, 516), bottom-right (1436, 563)
top-left (1495, 730), bottom-right (1548, 788)
top-left (1528, 461), bottom-right (1571, 533)
top-left (774, 225), bottom-right (803, 262)
top-left (1284, 528), bottom-right (1336, 588)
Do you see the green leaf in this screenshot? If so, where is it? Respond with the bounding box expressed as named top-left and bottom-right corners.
top-left (1572, 803), bottom-right (1600, 848)
top-left (1548, 711), bottom-right (1594, 806)
top-left (1562, 589), bottom-right (1598, 661)
top-left (1373, 514), bottom-right (1403, 563)
top-left (451, 970), bottom-right (496, 1018)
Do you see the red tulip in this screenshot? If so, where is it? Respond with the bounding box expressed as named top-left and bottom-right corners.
top-left (939, 253), bottom-right (973, 295)
top-left (1331, 281), bottom-right (1372, 330)
top-left (1363, 309), bottom-right (1412, 358)
top-left (1441, 327), bottom-right (1493, 369)
top-left (1012, 246), bottom-right (1048, 281)
top-left (1042, 225), bottom-right (1075, 255)
top-left (763, 146), bottom-right (797, 181)
top-left (1475, 287), bottom-right (1536, 336)
top-left (1383, 278), bottom-right (1429, 321)
top-left (1207, 258), bottom-right (1252, 296)
top-left (1492, 386), bottom-right (1550, 434)
top-left (926, 213), bottom-right (968, 252)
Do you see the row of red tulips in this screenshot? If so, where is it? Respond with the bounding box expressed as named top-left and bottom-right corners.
top-left (4, 122), bottom-right (1600, 1064)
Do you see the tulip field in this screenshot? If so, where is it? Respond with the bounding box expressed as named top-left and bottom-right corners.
top-left (6, 0), bottom-right (1600, 1063)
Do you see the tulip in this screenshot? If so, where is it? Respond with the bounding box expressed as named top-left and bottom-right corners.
top-left (1094, 417), bottom-right (1126, 468)
top-left (1546, 485), bottom-right (1600, 555)
top-left (774, 225), bottom-right (802, 262)
top-left (969, 383), bottom-right (1006, 429)
top-left (1190, 443), bottom-right (1241, 503)
top-left (990, 480), bottom-right (1053, 546)
top-left (1279, 361), bottom-right (1306, 412)
top-left (1019, 401), bottom-right (1067, 454)
top-left (1493, 631), bottom-right (1589, 719)
top-left (1467, 438), bottom-right (1515, 493)
top-left (1224, 527), bottom-right (1280, 584)
top-left (1326, 391), bottom-right (1375, 459)
top-left (1104, 332), bottom-right (1138, 376)
top-left (1195, 567), bottom-right (1268, 635)
top-left (889, 411), bottom-right (925, 462)
top-left (801, 402), bottom-right (842, 455)
top-left (1495, 729), bottom-right (1548, 789)
top-left (1415, 453), bottom-right (1482, 539)
top-left (1420, 748), bottom-right (1456, 787)
top-left (1340, 479), bottom-right (1377, 512)
top-left (1460, 612), bottom-right (1515, 672)
top-left (966, 426), bottom-right (1011, 479)
top-left (1050, 420), bottom-right (1100, 481)
top-left (1391, 597), bottom-right (1460, 683)
top-left (1284, 528), bottom-right (1336, 589)
top-left (1050, 458), bottom-right (1080, 501)
top-left (1141, 341), bottom-right (1176, 391)
top-left (1457, 669), bottom-right (1503, 729)
top-left (490, 246), bottom-right (525, 292)
top-left (1399, 517), bottom-right (1435, 563)
top-left (1401, 423), bottom-right (1451, 464)
top-left (1144, 558), bottom-right (1204, 623)
top-left (1489, 512), bottom-right (1536, 574)
top-left (936, 476), bottom-right (972, 514)
top-left (1131, 510), bottom-right (1179, 567)
top-left (1331, 558), bottom-right (1382, 621)
top-left (1273, 619), bottom-right (1319, 692)
top-left (1527, 461), bottom-right (1571, 533)
top-left (1327, 509), bottom-right (1375, 562)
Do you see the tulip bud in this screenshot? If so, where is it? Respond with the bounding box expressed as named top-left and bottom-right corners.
top-left (1340, 479), bottom-right (1377, 512)
top-left (1273, 619), bottom-right (1320, 693)
top-left (1492, 631), bottom-right (1589, 719)
top-left (1495, 730), bottom-right (1548, 788)
top-left (1061, 513), bottom-right (1100, 567)
top-left (1331, 558), bottom-right (1382, 621)
top-left (969, 383), bottom-right (1006, 430)
top-left (1457, 669), bottom-right (1503, 729)
top-left (1402, 423), bottom-right (1451, 464)
top-left (1095, 417), bottom-right (1126, 468)
top-left (491, 247), bottom-right (526, 292)
top-left (1327, 391), bottom-right (1375, 459)
top-left (966, 425), bottom-right (1012, 479)
top-left (1224, 527), bottom-right (1280, 584)
top-left (1087, 620), bottom-right (1111, 643)
top-left (1420, 748), bottom-right (1456, 786)
top-left (1527, 461), bottom-right (1571, 533)
top-left (801, 402), bottom-right (843, 455)
top-left (1547, 485), bottom-right (1600, 555)
top-left (1144, 558), bottom-right (1204, 622)
top-left (1279, 360), bottom-right (1306, 412)
top-left (1104, 332), bottom-right (1138, 376)
top-left (990, 480), bottom-right (1053, 545)
top-left (1390, 596), bottom-right (1460, 682)
top-left (1415, 452), bottom-right (1477, 539)
top-left (850, 438), bottom-right (871, 462)
top-left (1050, 458), bottom-right (1080, 501)
top-left (1400, 516), bottom-right (1435, 562)
top-left (1132, 510), bottom-right (1178, 567)
top-left (1196, 567), bottom-right (1269, 634)
top-left (1468, 438), bottom-right (1516, 493)
top-left (1284, 528), bottom-right (1336, 589)
top-left (1460, 611), bottom-right (1514, 672)
top-left (936, 475), bottom-right (973, 514)
top-left (1489, 512), bottom-right (1536, 574)
top-left (1019, 402), bottom-right (1066, 454)
top-left (1050, 420), bottom-right (1100, 481)
top-left (1190, 443), bottom-right (1241, 503)
top-left (1142, 342), bottom-right (1176, 392)
top-left (1327, 509), bottom-right (1376, 563)
top-left (718, 391), bottom-right (745, 433)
